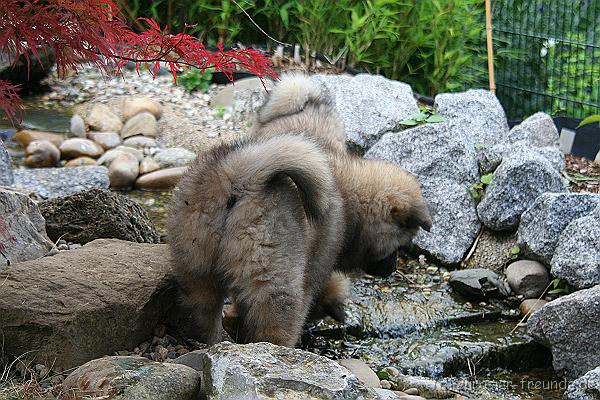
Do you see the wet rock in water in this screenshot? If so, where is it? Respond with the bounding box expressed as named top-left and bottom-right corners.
top-left (434, 89), bottom-right (509, 148)
top-left (1, 139), bottom-right (14, 186)
top-left (528, 284), bottom-right (600, 379)
top-left (123, 135), bottom-right (158, 149)
top-left (365, 123), bottom-right (479, 184)
top-left (551, 207), bottom-right (600, 290)
top-left (122, 97), bottom-right (163, 121)
top-left (153, 147), bottom-right (196, 168)
top-left (64, 156), bottom-right (97, 167)
top-left (121, 111), bottom-right (159, 139)
top-left (519, 299), bottom-right (548, 318)
top-left (87, 103), bottom-right (123, 132)
top-left (0, 239), bottom-right (174, 369)
top-left (518, 193), bottom-right (600, 264)
top-left (202, 342), bottom-right (377, 399)
top-left (13, 129), bottom-right (64, 147)
top-left (338, 359), bottom-right (382, 389)
top-left (69, 114), bottom-right (86, 138)
top-left (464, 229), bottom-right (516, 273)
top-left (139, 156), bottom-right (160, 175)
top-left (13, 165), bottom-right (109, 199)
top-left (0, 189), bottom-right (53, 265)
top-left (135, 167), bottom-right (187, 190)
top-left (59, 138), bottom-right (104, 159)
top-left (477, 150), bottom-right (566, 231)
top-left (507, 112), bottom-right (559, 148)
top-left (38, 189), bottom-right (160, 244)
top-left (108, 152), bottom-right (140, 189)
top-left (63, 356), bottom-right (200, 400)
top-left (312, 74), bottom-right (419, 152)
top-left (449, 268), bottom-right (510, 300)
top-left (506, 260), bottom-right (550, 299)
top-left (24, 140), bottom-right (60, 168)
top-left (565, 366), bottom-right (600, 400)
top-left (410, 177), bottom-right (480, 264)
top-left (342, 322), bottom-right (549, 379)
top-left (88, 131), bottom-right (122, 150)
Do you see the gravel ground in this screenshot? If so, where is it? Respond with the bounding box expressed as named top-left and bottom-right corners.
top-left (565, 153), bottom-right (600, 193)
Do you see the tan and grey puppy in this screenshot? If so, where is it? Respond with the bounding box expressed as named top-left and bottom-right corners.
top-left (167, 134), bottom-right (345, 346)
top-left (252, 73), bottom-right (432, 277)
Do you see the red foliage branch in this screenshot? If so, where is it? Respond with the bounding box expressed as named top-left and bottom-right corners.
top-left (0, 0), bottom-right (277, 123)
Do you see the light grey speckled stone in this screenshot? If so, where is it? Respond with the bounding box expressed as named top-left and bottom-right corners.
top-left (412, 177), bottom-right (481, 264)
top-left (566, 366), bottom-right (600, 400)
top-left (153, 147), bottom-right (196, 168)
top-left (551, 206), bottom-right (600, 290)
top-left (508, 112), bottom-right (559, 147)
top-left (312, 74), bottom-right (418, 152)
top-left (201, 342), bottom-right (378, 399)
top-left (477, 150), bottom-right (566, 231)
top-left (529, 284), bottom-right (600, 380)
top-left (13, 166), bottom-right (109, 199)
top-left (0, 138), bottom-right (14, 186)
top-left (365, 123), bottom-right (479, 184)
top-left (518, 193), bottom-right (600, 264)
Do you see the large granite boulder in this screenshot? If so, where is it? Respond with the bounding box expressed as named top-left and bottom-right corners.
top-left (435, 89), bottom-right (509, 148)
top-left (507, 112), bottom-right (559, 147)
top-left (528, 284), bottom-right (600, 380)
top-left (0, 189), bottom-right (53, 265)
top-left (312, 74), bottom-right (419, 152)
top-left (551, 206), bottom-right (600, 290)
top-left (477, 151), bottom-right (566, 231)
top-left (201, 342), bottom-right (377, 399)
top-left (38, 189), bottom-right (160, 244)
top-left (365, 123), bottom-right (479, 184)
top-left (518, 193), bottom-right (600, 264)
top-left (412, 178), bottom-right (481, 264)
top-left (0, 239), bottom-right (175, 369)
top-left (63, 356), bottom-right (200, 400)
top-left (0, 138), bottom-right (14, 186)
top-left (565, 366), bottom-right (600, 400)
top-left (12, 165), bottom-right (109, 199)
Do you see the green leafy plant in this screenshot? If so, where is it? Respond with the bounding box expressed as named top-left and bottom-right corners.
top-left (178, 69), bottom-right (213, 92)
top-left (214, 104), bottom-right (227, 118)
top-left (468, 173), bottom-right (494, 202)
top-left (508, 245), bottom-right (520, 260)
top-left (548, 278), bottom-right (574, 296)
top-left (377, 370), bottom-right (389, 381)
top-left (578, 115), bottom-right (600, 128)
top-left (400, 106), bottom-right (446, 126)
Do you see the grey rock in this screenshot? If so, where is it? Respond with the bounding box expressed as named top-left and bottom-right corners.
top-left (464, 229), bottom-right (516, 273)
top-left (518, 193), bottom-right (600, 264)
top-left (201, 342), bottom-right (377, 399)
top-left (434, 89), bottom-right (509, 147)
top-left (505, 260), bottom-right (550, 298)
top-left (231, 81), bottom-right (273, 128)
top-left (108, 152), bottom-right (140, 189)
top-left (13, 166), bottom-right (109, 199)
top-left (529, 284), bottom-right (600, 379)
top-left (449, 268), bottom-right (510, 300)
top-left (511, 140), bottom-right (565, 172)
top-left (338, 359), bottom-right (381, 389)
top-left (566, 366), bottom-right (600, 400)
top-left (38, 189), bottom-right (160, 244)
top-left (508, 112), bottom-right (559, 147)
top-left (312, 74), bottom-right (419, 152)
top-left (121, 111), bottom-right (159, 139)
top-left (477, 151), bottom-right (566, 231)
top-left (63, 356), bottom-right (200, 400)
top-left (365, 123), bottom-right (479, 184)
top-left (173, 349), bottom-right (208, 372)
top-left (0, 138), bottom-right (14, 186)
top-left (212, 77), bottom-right (265, 109)
top-left (69, 114), bottom-right (86, 138)
top-left (412, 177), bottom-right (480, 264)
top-left (123, 136), bottom-right (158, 149)
top-left (0, 239), bottom-right (175, 369)
top-left (153, 147), bottom-right (196, 168)
top-left (551, 207), bottom-right (600, 290)
top-left (88, 131), bottom-right (122, 150)
top-left (0, 189), bottom-right (53, 265)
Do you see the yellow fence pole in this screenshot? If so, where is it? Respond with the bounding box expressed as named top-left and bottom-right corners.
top-left (485, 0), bottom-right (496, 94)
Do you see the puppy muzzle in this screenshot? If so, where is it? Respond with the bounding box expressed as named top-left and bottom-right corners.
top-left (363, 252), bottom-right (397, 277)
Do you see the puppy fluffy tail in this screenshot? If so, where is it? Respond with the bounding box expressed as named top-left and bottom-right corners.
top-left (223, 135), bottom-right (335, 222)
top-left (256, 73), bottom-right (330, 125)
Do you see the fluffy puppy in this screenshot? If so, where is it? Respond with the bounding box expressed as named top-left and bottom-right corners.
top-left (252, 73), bottom-right (432, 277)
top-left (167, 135), bottom-right (345, 346)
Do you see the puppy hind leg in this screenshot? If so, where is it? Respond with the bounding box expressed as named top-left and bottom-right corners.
top-left (183, 278), bottom-right (225, 345)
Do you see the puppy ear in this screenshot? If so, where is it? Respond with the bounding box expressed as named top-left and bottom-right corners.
top-left (390, 197), bottom-right (432, 232)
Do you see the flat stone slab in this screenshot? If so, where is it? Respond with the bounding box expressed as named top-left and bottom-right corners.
top-left (13, 165), bottom-right (109, 199)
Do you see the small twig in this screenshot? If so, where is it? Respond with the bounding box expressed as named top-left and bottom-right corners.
top-left (509, 280), bottom-right (554, 335)
top-left (463, 226), bottom-right (484, 263)
top-left (231, 0), bottom-right (292, 48)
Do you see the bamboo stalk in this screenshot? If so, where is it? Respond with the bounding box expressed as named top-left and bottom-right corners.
top-left (485, 0), bottom-right (496, 93)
